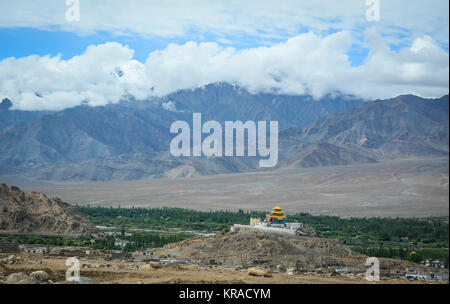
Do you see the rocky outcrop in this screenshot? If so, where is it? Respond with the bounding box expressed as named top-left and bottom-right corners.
top-left (0, 184), bottom-right (98, 236)
top-left (248, 267), bottom-right (272, 277)
top-left (162, 229), bottom-right (363, 269)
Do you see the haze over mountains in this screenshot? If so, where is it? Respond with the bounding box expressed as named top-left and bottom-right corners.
top-left (0, 83), bottom-right (448, 183)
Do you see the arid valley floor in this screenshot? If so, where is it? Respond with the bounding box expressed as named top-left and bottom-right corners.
top-left (0, 254), bottom-right (434, 284)
top-left (9, 157), bottom-right (448, 218)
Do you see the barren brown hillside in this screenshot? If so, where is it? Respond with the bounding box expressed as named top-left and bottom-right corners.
top-left (0, 184), bottom-right (98, 236)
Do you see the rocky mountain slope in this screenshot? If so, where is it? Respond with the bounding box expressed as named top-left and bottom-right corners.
top-left (0, 184), bottom-right (98, 236)
top-left (278, 94), bottom-right (449, 167)
top-left (280, 142), bottom-right (378, 168)
top-left (157, 83), bottom-right (364, 128)
top-left (0, 84), bottom-right (363, 181)
top-left (0, 98), bottom-right (51, 130)
top-left (0, 83), bottom-right (448, 182)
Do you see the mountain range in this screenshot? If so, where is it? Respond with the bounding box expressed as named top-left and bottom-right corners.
top-left (0, 83), bottom-right (448, 182)
top-left (278, 94), bottom-right (449, 168)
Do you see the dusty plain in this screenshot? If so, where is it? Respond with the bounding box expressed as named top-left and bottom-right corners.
top-left (0, 254), bottom-right (439, 284)
top-left (10, 157), bottom-right (448, 217)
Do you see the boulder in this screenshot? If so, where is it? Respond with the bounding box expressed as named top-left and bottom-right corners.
top-left (149, 261), bottom-right (161, 269)
top-left (29, 270), bottom-right (49, 281)
top-left (5, 272), bottom-right (28, 283)
top-left (276, 265), bottom-right (287, 273)
top-left (248, 267), bottom-right (272, 277)
top-left (140, 264), bottom-right (151, 270)
top-left (2, 255), bottom-right (17, 265)
top-left (286, 267), bottom-right (296, 275)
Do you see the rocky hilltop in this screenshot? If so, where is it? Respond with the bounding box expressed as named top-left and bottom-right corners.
top-left (161, 229), bottom-right (364, 269)
top-left (0, 184), bottom-right (98, 236)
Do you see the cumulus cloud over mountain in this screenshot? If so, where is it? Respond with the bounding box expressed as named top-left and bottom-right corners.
top-left (0, 29), bottom-right (448, 111)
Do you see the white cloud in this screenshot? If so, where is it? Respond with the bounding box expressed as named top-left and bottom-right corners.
top-left (161, 101), bottom-right (177, 112)
top-left (0, 42), bottom-right (151, 110)
top-left (0, 0), bottom-right (448, 46)
top-left (0, 29), bottom-right (448, 111)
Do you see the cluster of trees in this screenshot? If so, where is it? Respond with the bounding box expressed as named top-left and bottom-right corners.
top-left (75, 206), bottom-right (265, 232)
top-left (1, 234), bottom-right (76, 246)
top-left (3, 206), bottom-right (449, 263)
top-left (354, 247), bottom-right (449, 266)
top-left (73, 206), bottom-right (449, 260)
top-left (76, 206), bottom-right (448, 247)
top-left (288, 214), bottom-right (448, 246)
top-left (123, 233), bottom-right (186, 251)
top-left (1, 233), bottom-right (187, 252)
top-left (79, 233), bottom-right (187, 251)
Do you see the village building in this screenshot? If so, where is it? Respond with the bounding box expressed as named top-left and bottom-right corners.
top-left (114, 239), bottom-right (132, 248)
top-left (22, 246), bottom-right (48, 254)
top-left (143, 251), bottom-right (154, 257)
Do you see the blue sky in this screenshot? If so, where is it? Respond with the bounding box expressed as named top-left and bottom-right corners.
top-left (0, 28), bottom-right (163, 62)
top-left (2, 1), bottom-right (447, 64)
top-left (0, 0), bottom-right (448, 110)
top-left (0, 27), bottom-right (373, 66)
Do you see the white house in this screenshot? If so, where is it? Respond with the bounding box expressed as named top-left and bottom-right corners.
top-left (23, 247), bottom-right (48, 254)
